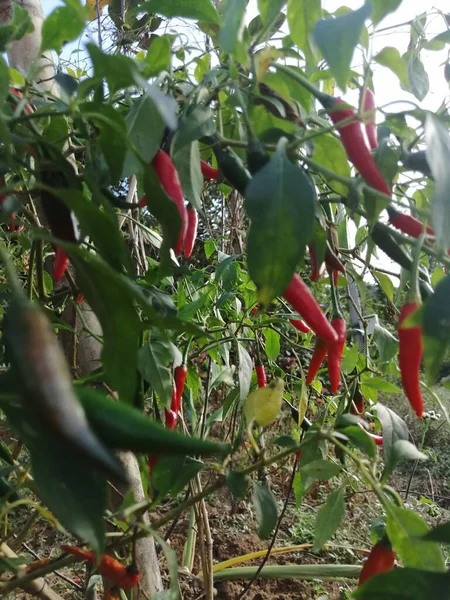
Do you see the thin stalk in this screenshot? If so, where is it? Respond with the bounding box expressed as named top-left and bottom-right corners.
top-left (213, 564), bottom-right (361, 582)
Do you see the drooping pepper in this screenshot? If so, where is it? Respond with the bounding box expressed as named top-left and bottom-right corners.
top-left (289, 319), bottom-right (310, 334)
top-left (200, 160), bottom-right (220, 180)
top-left (173, 365), bottom-right (187, 414)
top-left (358, 540), bottom-right (395, 586)
top-left (324, 97), bottom-right (391, 198)
top-left (306, 337), bottom-right (328, 385)
top-left (4, 284), bottom-right (126, 483)
top-left (398, 300), bottom-right (424, 418)
top-left (61, 546), bottom-right (140, 590)
top-left (387, 207), bottom-right (434, 239)
top-left (183, 206), bottom-right (198, 259)
top-left (164, 408), bottom-right (177, 430)
top-left (362, 88), bottom-right (378, 150)
top-left (255, 361), bottom-right (267, 388)
top-left (326, 274), bottom-right (347, 394)
top-left (140, 150), bottom-right (187, 255)
top-left (53, 246), bottom-right (69, 283)
top-left (204, 135), bottom-right (251, 195)
top-left (40, 167), bottom-right (78, 283)
top-left (283, 274), bottom-right (338, 345)
top-left (397, 237), bottom-right (425, 418)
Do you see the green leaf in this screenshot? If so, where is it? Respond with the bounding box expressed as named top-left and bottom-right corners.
top-left (313, 487), bottom-right (345, 551)
top-left (173, 107), bottom-right (215, 151)
top-left (245, 138), bottom-right (315, 305)
top-left (375, 404), bottom-right (409, 480)
top-left (252, 481), bottom-right (278, 540)
top-left (141, 0), bottom-right (220, 24)
top-left (361, 376), bottom-right (401, 395)
top-left (374, 271), bottom-right (395, 302)
top-left (339, 426), bottom-right (376, 458)
top-left (151, 457), bottom-right (203, 502)
top-left (341, 343), bottom-right (360, 375)
top-left (263, 328), bottom-right (280, 362)
top-left (426, 114), bottom-right (450, 252)
top-left (138, 337), bottom-right (174, 408)
top-left (312, 134), bottom-right (351, 196)
top-left (66, 248), bottom-right (141, 403)
top-left (141, 35), bottom-right (173, 78)
top-left (41, 0), bottom-right (85, 53)
top-left (370, 0), bottom-right (404, 25)
top-left (238, 342), bottom-right (253, 402)
top-left (88, 44), bottom-right (137, 95)
top-left (0, 57), bottom-right (9, 108)
top-left (373, 324), bottom-right (398, 364)
top-left (0, 5), bottom-right (32, 52)
top-left (423, 273), bottom-right (450, 382)
top-left (258, 0), bottom-right (287, 25)
top-left (226, 470), bottom-right (249, 500)
top-left (354, 568), bottom-right (450, 599)
top-left (79, 103), bottom-right (128, 185)
top-left (423, 521), bottom-right (450, 544)
top-left (313, 3), bottom-right (372, 91)
top-left (387, 505), bottom-right (445, 572)
top-left (3, 402), bottom-right (106, 554)
top-left (374, 47), bottom-right (409, 90)
top-left (172, 141), bottom-right (203, 211)
top-left (408, 55), bottom-right (429, 101)
top-left (220, 0), bottom-right (246, 55)
top-left (287, 0), bottom-right (322, 63)
top-left (124, 94), bottom-right (165, 176)
top-left (300, 459), bottom-right (341, 482)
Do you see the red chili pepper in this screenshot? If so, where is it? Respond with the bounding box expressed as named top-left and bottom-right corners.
top-left (54, 246), bottom-right (69, 282)
top-left (9, 88), bottom-right (34, 116)
top-left (328, 98), bottom-right (391, 197)
top-left (388, 208), bottom-right (434, 238)
top-left (61, 546), bottom-right (140, 590)
top-left (200, 160), bottom-right (220, 180)
top-left (306, 337), bottom-right (328, 385)
top-left (184, 207), bottom-right (198, 259)
top-left (327, 317), bottom-right (346, 394)
top-left (326, 263), bottom-right (339, 287)
top-left (0, 181), bottom-right (18, 231)
top-left (325, 245), bottom-right (345, 274)
top-left (283, 274), bottom-right (338, 345)
top-left (309, 245), bottom-right (323, 281)
top-left (358, 541), bottom-right (395, 586)
top-left (351, 393), bottom-right (365, 415)
top-left (255, 363), bottom-right (267, 388)
top-left (76, 294), bottom-right (84, 304)
top-left (362, 88), bottom-right (378, 150)
top-left (148, 455), bottom-right (159, 473)
top-left (173, 365), bottom-right (187, 413)
top-left (370, 433), bottom-right (383, 446)
top-left (398, 300), bottom-right (424, 418)
top-left (289, 319), bottom-right (310, 334)
top-left (140, 150), bottom-right (187, 255)
top-left (164, 408), bottom-right (177, 430)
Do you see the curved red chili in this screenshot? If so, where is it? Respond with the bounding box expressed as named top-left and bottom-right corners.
top-left (283, 274), bottom-right (337, 345)
top-left (140, 150), bottom-right (187, 255)
top-left (164, 408), bottom-right (177, 430)
top-left (200, 160), bottom-right (220, 180)
top-left (351, 392), bottom-right (365, 415)
top-left (358, 541), bottom-right (395, 586)
top-left (388, 208), bottom-right (434, 238)
top-left (53, 246), bottom-right (69, 283)
top-left (306, 337), bottom-right (328, 385)
top-left (328, 98), bottom-right (391, 197)
top-left (184, 207), bottom-right (198, 259)
top-left (173, 365), bottom-right (187, 413)
top-left (61, 546), bottom-right (140, 590)
top-left (290, 319), bottom-right (310, 334)
top-left (327, 317), bottom-right (346, 394)
top-left (255, 363), bottom-right (267, 388)
top-left (362, 88), bottom-right (378, 150)
top-left (398, 301), bottom-right (424, 418)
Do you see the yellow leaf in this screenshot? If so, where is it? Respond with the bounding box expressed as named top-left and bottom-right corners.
top-left (254, 47), bottom-right (283, 82)
top-left (86, 0), bottom-right (110, 21)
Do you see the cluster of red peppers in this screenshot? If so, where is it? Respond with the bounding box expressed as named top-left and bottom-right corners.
top-left (62, 545), bottom-right (140, 590)
top-left (148, 363), bottom-right (187, 473)
top-left (139, 151), bottom-right (219, 260)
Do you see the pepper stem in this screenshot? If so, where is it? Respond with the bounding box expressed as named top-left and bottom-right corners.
top-left (271, 63), bottom-right (333, 108)
top-left (409, 233), bottom-right (425, 304)
top-left (329, 270), bottom-right (342, 319)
